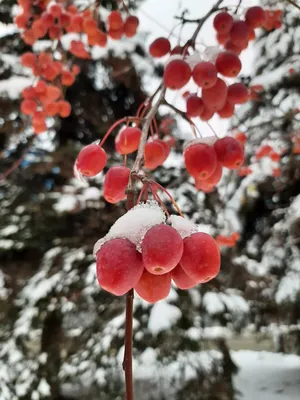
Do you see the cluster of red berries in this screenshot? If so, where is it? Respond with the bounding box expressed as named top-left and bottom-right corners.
top-left (216, 232), bottom-right (240, 248)
top-left (214, 6), bottom-right (282, 54)
top-left (96, 222), bottom-right (220, 303)
top-left (16, 1), bottom-right (139, 48)
top-left (20, 51), bottom-right (78, 133)
top-left (21, 80), bottom-right (71, 133)
top-left (75, 125), bottom-right (173, 196)
top-left (16, 0), bottom-right (139, 133)
top-left (184, 137), bottom-right (245, 192)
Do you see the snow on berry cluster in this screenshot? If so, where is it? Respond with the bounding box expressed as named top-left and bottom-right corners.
top-left (93, 202), bottom-right (220, 303)
top-left (16, 0), bottom-right (139, 134)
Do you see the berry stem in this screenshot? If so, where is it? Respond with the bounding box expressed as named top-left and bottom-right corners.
top-left (131, 87), bottom-right (166, 174)
top-left (122, 187), bottom-right (136, 400)
top-left (100, 116), bottom-right (141, 147)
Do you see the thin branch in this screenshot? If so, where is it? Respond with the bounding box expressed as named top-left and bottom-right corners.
top-left (234, 0), bottom-right (242, 14)
top-left (0, 136), bottom-right (35, 182)
top-left (286, 0), bottom-right (300, 11)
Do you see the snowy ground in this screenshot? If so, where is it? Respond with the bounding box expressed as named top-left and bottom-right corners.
top-left (233, 351), bottom-right (300, 400)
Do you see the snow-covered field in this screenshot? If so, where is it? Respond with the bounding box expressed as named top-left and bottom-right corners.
top-left (233, 351), bottom-right (300, 400)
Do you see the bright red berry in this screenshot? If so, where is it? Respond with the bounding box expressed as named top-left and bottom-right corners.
top-left (245, 6), bottom-right (266, 29)
top-left (227, 83), bottom-right (249, 104)
top-left (96, 238), bottom-right (143, 296)
top-left (108, 11), bottom-right (123, 30)
top-left (184, 143), bottom-right (217, 179)
top-left (202, 78), bottom-right (228, 111)
top-left (230, 20), bottom-right (249, 46)
top-left (164, 59), bottom-right (191, 90)
top-left (214, 137), bottom-right (244, 169)
top-left (135, 270), bottom-right (171, 303)
top-left (216, 51), bottom-right (242, 78)
top-left (149, 37), bottom-right (171, 58)
top-left (180, 232), bottom-right (220, 283)
top-left (144, 140), bottom-right (167, 170)
top-left (213, 11), bottom-right (234, 34)
top-left (192, 62), bottom-right (218, 88)
top-left (198, 162), bottom-right (223, 186)
top-left (76, 144), bottom-right (107, 177)
top-left (142, 224), bottom-right (183, 275)
top-left (103, 166), bottom-right (130, 204)
top-left (217, 101), bottom-right (235, 118)
top-left (186, 95), bottom-right (204, 118)
top-left (115, 127), bottom-right (142, 155)
top-left (172, 264), bottom-right (197, 290)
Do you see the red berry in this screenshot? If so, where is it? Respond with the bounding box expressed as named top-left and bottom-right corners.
top-left (21, 99), bottom-right (37, 115)
top-left (108, 11), bottom-right (123, 30)
top-left (180, 232), bottom-right (220, 283)
top-left (235, 132), bottom-right (247, 145)
top-left (108, 27), bottom-right (124, 40)
top-left (21, 52), bottom-right (37, 68)
top-left (76, 144), bottom-right (107, 177)
top-left (164, 59), bottom-right (191, 90)
top-left (50, 4), bottom-right (62, 18)
top-left (45, 102), bottom-right (59, 117)
top-left (198, 162), bottom-right (223, 186)
top-left (103, 166), bottom-right (130, 204)
top-left (200, 106), bottom-right (215, 121)
top-left (202, 78), bottom-right (228, 111)
top-left (149, 37), bottom-right (171, 58)
top-left (115, 127), bottom-right (142, 155)
top-left (184, 143), bottom-right (217, 179)
top-left (214, 137), bottom-right (244, 169)
top-left (186, 95), bottom-right (204, 118)
top-left (270, 151), bottom-right (281, 162)
top-left (57, 100), bottom-right (71, 117)
top-left (96, 238), bottom-right (143, 296)
top-left (216, 51), bottom-right (242, 78)
top-left (61, 71), bottom-right (75, 86)
top-left (194, 181), bottom-right (215, 193)
top-left (217, 32), bottom-right (230, 45)
top-left (142, 224), bottom-right (183, 275)
top-left (245, 6), bottom-right (266, 29)
top-left (213, 12), bottom-right (234, 34)
top-left (227, 83), bottom-right (249, 104)
top-left (135, 270), bottom-right (171, 303)
top-left (217, 101), bottom-right (235, 118)
top-left (172, 264), bottom-right (197, 290)
top-left (192, 62), bottom-right (218, 88)
top-left (144, 140), bottom-right (166, 170)
top-left (225, 40), bottom-right (243, 55)
top-left (230, 20), bottom-right (249, 46)
top-left (124, 15), bottom-right (139, 37)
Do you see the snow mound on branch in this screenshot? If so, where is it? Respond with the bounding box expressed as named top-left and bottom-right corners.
top-left (169, 215), bottom-right (198, 239)
top-left (93, 201), bottom-right (166, 256)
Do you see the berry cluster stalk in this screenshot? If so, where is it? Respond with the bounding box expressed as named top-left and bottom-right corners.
top-left (122, 1), bottom-right (224, 399)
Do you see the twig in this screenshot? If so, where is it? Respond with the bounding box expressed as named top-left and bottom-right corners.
top-left (286, 0), bottom-right (300, 11)
top-left (0, 136), bottom-right (35, 182)
top-left (234, 0), bottom-right (242, 14)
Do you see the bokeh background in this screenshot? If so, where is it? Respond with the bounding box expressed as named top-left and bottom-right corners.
top-left (1, 0), bottom-right (300, 399)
